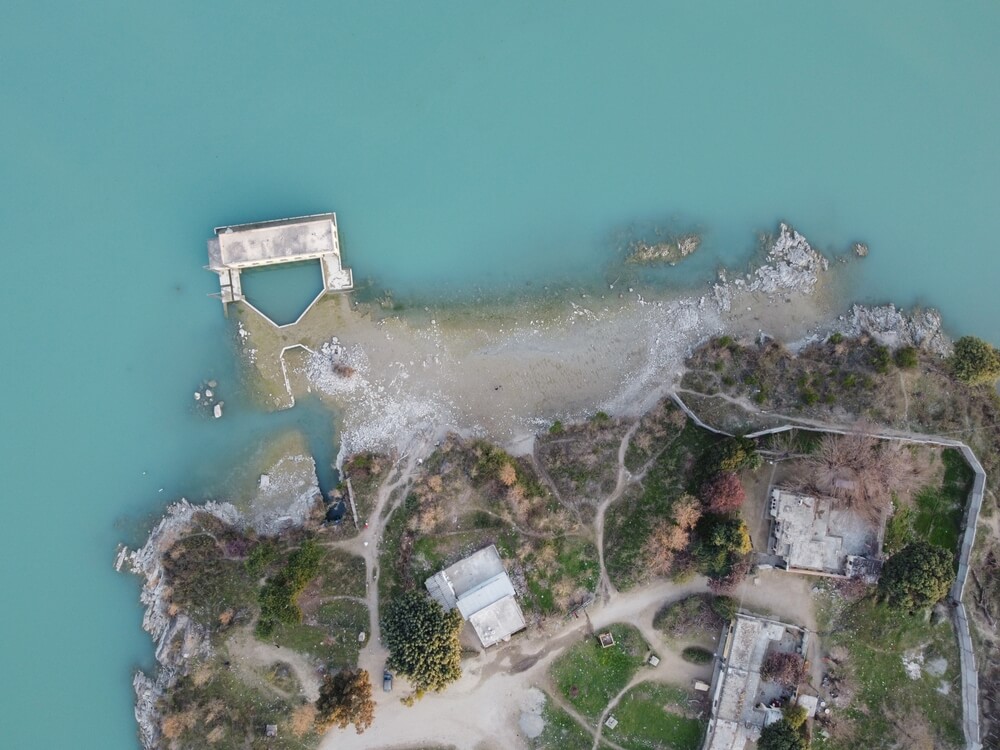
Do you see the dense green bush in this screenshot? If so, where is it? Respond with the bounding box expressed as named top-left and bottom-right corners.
top-left (256, 539), bottom-right (323, 637)
top-left (879, 541), bottom-right (955, 610)
top-left (784, 704), bottom-right (808, 730)
top-left (653, 594), bottom-right (723, 638)
top-left (710, 594), bottom-right (738, 621)
top-left (951, 336), bottom-right (1000, 384)
top-left (758, 719), bottom-right (808, 750)
top-left (870, 344), bottom-right (892, 374)
top-left (680, 646), bottom-right (713, 664)
top-left (894, 345), bottom-right (919, 369)
top-left (381, 592), bottom-right (463, 696)
top-left (696, 436), bottom-right (761, 484)
top-left (694, 514), bottom-right (752, 578)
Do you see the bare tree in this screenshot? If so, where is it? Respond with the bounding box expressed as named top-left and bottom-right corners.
top-left (788, 430), bottom-right (930, 522)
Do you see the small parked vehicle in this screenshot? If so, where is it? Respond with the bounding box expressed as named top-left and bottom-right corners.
top-left (382, 669), bottom-right (393, 692)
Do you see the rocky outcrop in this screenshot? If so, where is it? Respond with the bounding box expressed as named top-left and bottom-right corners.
top-left (711, 223), bottom-right (829, 311)
top-left (749, 223), bottom-right (829, 295)
top-left (836, 304), bottom-right (951, 356)
top-left (626, 234), bottom-right (701, 264)
top-left (124, 499), bottom-right (241, 749)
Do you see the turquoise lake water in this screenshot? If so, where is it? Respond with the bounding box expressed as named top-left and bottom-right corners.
top-left (2, 2), bottom-right (999, 747)
top-left (240, 261), bottom-right (326, 326)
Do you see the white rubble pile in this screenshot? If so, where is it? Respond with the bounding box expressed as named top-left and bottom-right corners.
top-left (248, 453), bottom-right (321, 535)
top-left (306, 338), bottom-right (457, 458)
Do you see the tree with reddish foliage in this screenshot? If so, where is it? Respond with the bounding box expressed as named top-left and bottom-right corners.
top-left (761, 650), bottom-right (806, 687)
top-left (700, 472), bottom-right (746, 514)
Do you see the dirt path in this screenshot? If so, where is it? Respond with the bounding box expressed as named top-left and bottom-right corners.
top-left (320, 574), bottom-right (717, 750)
top-left (352, 443), bottom-right (430, 683)
top-left (226, 628), bottom-right (322, 701)
top-left (317, 397), bottom-right (835, 749)
top-left (594, 421), bottom-right (640, 603)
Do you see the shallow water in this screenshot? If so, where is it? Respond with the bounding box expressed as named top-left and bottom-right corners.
top-left (240, 260), bottom-right (326, 326)
top-left (2, 2), bottom-right (999, 747)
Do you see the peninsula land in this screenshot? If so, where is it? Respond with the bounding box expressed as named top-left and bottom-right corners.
top-left (120, 221), bottom-right (1000, 750)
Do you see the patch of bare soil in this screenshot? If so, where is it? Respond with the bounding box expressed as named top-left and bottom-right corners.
top-left (535, 416), bottom-right (632, 507)
top-left (225, 628), bottom-right (321, 702)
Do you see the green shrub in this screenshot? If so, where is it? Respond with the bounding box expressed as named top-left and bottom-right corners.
top-left (590, 411), bottom-right (611, 426)
top-left (870, 344), bottom-right (892, 374)
top-left (245, 540), bottom-right (278, 577)
top-left (784, 704), bottom-right (808, 730)
top-left (256, 539), bottom-right (323, 637)
top-left (951, 336), bottom-right (1000, 384)
top-left (711, 595), bottom-right (738, 621)
top-left (758, 718), bottom-right (808, 750)
top-left (799, 388), bottom-right (819, 406)
top-left (549, 420), bottom-right (564, 435)
top-left (697, 436), bottom-right (761, 481)
top-left (828, 332), bottom-right (844, 344)
top-left (382, 592), bottom-right (463, 695)
top-left (894, 345), bottom-right (919, 369)
top-left (681, 646), bottom-right (713, 664)
top-left (694, 514), bottom-right (752, 578)
top-left (879, 541), bottom-right (955, 611)
top-left (883, 503), bottom-right (914, 556)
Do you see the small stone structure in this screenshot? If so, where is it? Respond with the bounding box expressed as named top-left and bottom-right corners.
top-left (206, 213), bottom-right (353, 324)
top-left (425, 545), bottom-right (526, 648)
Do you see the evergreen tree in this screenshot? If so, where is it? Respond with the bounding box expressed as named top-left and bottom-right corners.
top-left (879, 541), bottom-right (954, 610)
top-left (381, 592), bottom-right (463, 696)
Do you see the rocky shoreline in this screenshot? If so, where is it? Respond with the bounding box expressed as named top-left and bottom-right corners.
top-left (710, 222), bottom-right (830, 311)
top-left (837, 303), bottom-right (950, 356)
top-left (122, 500), bottom-right (241, 749)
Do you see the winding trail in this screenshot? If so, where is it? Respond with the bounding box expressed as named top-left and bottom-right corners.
top-left (343, 438), bottom-right (433, 684)
top-left (594, 421), bottom-right (640, 604)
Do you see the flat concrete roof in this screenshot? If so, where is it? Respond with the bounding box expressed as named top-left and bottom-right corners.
top-left (770, 490), bottom-right (878, 574)
top-left (424, 545), bottom-right (526, 648)
top-left (438, 545), bottom-right (506, 599)
top-left (705, 719), bottom-right (745, 750)
top-left (468, 595), bottom-right (526, 648)
top-left (456, 573), bottom-right (516, 619)
top-left (211, 213), bottom-right (339, 269)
